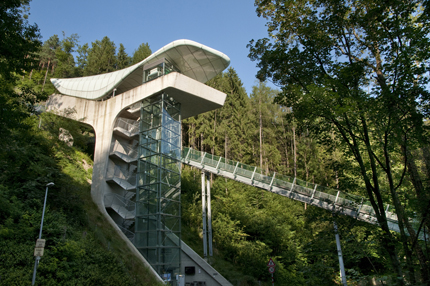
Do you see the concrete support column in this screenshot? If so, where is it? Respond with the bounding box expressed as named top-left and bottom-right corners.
top-left (333, 217), bottom-right (347, 286)
top-left (201, 171), bottom-right (207, 260)
top-left (207, 173), bottom-right (213, 257)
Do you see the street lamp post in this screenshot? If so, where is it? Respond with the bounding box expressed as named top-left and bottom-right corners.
top-left (31, 182), bottom-right (54, 286)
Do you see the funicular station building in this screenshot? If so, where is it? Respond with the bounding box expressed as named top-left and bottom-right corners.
top-left (46, 40), bottom-right (232, 286)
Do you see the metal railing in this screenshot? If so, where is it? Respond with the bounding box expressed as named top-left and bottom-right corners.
top-left (127, 102), bottom-right (141, 114)
top-left (106, 163), bottom-right (137, 189)
top-left (181, 147), bottom-right (400, 224)
top-left (104, 193), bottom-right (136, 220)
top-left (114, 118), bottom-right (139, 135)
top-left (110, 140), bottom-right (138, 160)
top-left (106, 164), bottom-right (135, 180)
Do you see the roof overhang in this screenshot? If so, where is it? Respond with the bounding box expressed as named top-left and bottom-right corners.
top-left (50, 39), bottom-right (230, 101)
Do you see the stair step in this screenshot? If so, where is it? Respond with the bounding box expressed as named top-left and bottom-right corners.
top-left (106, 177), bottom-right (136, 191)
top-left (109, 151), bottom-right (138, 163)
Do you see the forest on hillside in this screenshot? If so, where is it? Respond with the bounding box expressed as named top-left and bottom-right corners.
top-left (0, 1), bottom-right (160, 285)
top-left (180, 68), bottom-right (430, 285)
top-left (1, 0), bottom-right (430, 285)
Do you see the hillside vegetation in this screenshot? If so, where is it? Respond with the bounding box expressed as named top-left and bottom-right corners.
top-left (179, 70), bottom-right (412, 285)
top-left (0, 111), bottom-right (162, 286)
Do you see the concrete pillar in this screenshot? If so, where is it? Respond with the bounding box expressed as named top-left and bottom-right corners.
top-left (201, 171), bottom-right (208, 260)
top-left (207, 173), bottom-right (213, 257)
top-left (333, 218), bottom-right (347, 286)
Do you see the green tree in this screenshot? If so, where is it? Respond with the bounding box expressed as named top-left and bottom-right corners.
top-left (217, 68), bottom-right (251, 162)
top-left (199, 73), bottom-right (225, 154)
top-left (250, 82), bottom-right (282, 172)
top-left (38, 34), bottom-right (59, 91)
top-left (131, 42), bottom-right (151, 64)
top-left (248, 0), bottom-right (430, 284)
top-left (54, 33), bottom-right (80, 79)
top-left (76, 43), bottom-right (89, 75)
top-left (116, 43), bottom-right (131, 69)
top-left (0, 0), bottom-right (44, 136)
top-left (84, 36), bottom-right (117, 76)
top-left (0, 0), bottom-right (41, 80)
top-left (183, 68), bottom-right (252, 164)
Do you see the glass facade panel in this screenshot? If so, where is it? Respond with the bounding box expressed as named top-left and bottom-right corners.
top-left (143, 59), bottom-right (181, 83)
top-left (136, 93), bottom-right (181, 278)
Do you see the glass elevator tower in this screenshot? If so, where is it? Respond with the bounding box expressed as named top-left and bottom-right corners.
top-left (135, 93), bottom-right (181, 279)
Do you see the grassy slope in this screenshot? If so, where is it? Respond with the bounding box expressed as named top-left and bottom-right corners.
top-left (54, 143), bottom-right (163, 286)
top-left (0, 114), bottom-right (162, 286)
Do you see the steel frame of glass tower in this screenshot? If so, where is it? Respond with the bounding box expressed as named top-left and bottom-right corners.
top-left (135, 93), bottom-right (182, 280)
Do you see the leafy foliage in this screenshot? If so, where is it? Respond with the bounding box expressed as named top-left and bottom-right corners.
top-left (248, 0), bottom-right (430, 284)
top-left (181, 165), bottom-right (387, 286)
top-left (0, 0), bottom-right (41, 80)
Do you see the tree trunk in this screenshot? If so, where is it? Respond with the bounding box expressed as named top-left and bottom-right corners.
top-left (281, 118), bottom-right (290, 171)
top-left (363, 120), bottom-right (406, 286)
top-left (421, 146), bottom-right (430, 185)
top-left (304, 150), bottom-right (308, 181)
top-left (211, 112), bottom-right (217, 186)
top-left (402, 145), bottom-right (430, 282)
top-left (335, 113), bottom-right (405, 285)
top-left (293, 123), bottom-right (297, 178)
top-left (191, 123), bottom-right (196, 150)
top-left (259, 96), bottom-right (263, 170)
top-left (181, 123), bottom-right (186, 147)
top-left (225, 133), bottom-right (228, 160)
top-left (42, 59), bottom-right (50, 92)
top-left (213, 111), bottom-right (217, 156)
top-left (383, 141), bottom-right (416, 284)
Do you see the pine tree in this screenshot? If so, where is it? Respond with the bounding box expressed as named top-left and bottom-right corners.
top-left (250, 82), bottom-right (282, 172)
top-left (76, 43), bottom-right (89, 75)
top-left (54, 33), bottom-right (79, 79)
top-left (217, 68), bottom-right (250, 161)
top-left (39, 34), bottom-right (59, 91)
top-left (116, 43), bottom-right (131, 69)
top-left (131, 43), bottom-right (151, 64)
top-left (84, 36), bottom-right (117, 76)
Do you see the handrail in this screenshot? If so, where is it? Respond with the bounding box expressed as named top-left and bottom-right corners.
top-left (114, 117), bottom-right (139, 134)
top-left (181, 147), bottom-right (402, 226)
top-left (106, 164), bottom-right (137, 186)
top-left (127, 102), bottom-right (141, 113)
top-left (104, 193), bottom-right (136, 216)
top-left (110, 140), bottom-right (138, 159)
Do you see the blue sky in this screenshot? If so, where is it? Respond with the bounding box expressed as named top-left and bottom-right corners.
top-left (28, 0), bottom-right (275, 95)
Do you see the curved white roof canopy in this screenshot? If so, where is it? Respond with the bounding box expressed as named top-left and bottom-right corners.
top-left (50, 39), bottom-right (230, 100)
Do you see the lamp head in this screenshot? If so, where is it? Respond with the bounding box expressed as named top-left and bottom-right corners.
top-left (46, 182), bottom-right (54, 187)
